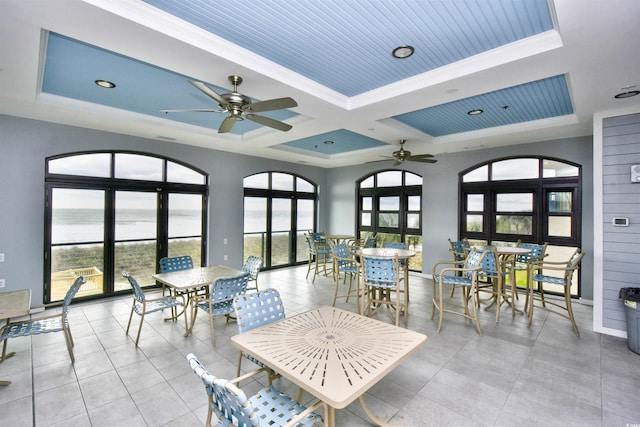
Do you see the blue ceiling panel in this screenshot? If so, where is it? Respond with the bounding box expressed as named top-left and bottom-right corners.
top-left (393, 75), bottom-right (574, 136)
top-left (277, 130), bottom-right (388, 155)
top-left (142, 0), bottom-right (553, 96)
top-left (42, 33), bottom-right (297, 134)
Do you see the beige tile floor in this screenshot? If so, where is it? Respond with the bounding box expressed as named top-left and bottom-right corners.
top-left (0, 265), bottom-right (639, 426)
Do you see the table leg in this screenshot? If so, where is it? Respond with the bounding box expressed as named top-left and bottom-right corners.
top-left (359, 395), bottom-right (402, 427)
top-left (327, 406), bottom-right (336, 427)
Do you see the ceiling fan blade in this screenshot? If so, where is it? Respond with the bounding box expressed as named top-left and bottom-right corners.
top-left (160, 109), bottom-right (223, 113)
top-left (247, 97), bottom-right (297, 113)
top-left (246, 114), bottom-right (292, 132)
top-left (407, 153), bottom-right (434, 159)
top-left (393, 159), bottom-right (403, 166)
top-left (409, 157), bottom-right (438, 163)
top-left (189, 80), bottom-right (228, 107)
top-left (218, 116), bottom-right (238, 133)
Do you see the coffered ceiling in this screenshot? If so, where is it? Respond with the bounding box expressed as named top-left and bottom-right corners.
top-left (1, 0), bottom-right (639, 167)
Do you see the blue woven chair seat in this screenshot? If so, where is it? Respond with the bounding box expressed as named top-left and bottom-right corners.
top-left (532, 274), bottom-right (567, 286)
top-left (133, 298), bottom-right (184, 316)
top-left (1, 317), bottom-right (67, 339)
top-left (434, 274), bottom-right (472, 287)
top-left (194, 299), bottom-right (234, 316)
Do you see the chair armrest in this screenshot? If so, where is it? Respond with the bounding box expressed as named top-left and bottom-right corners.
top-left (228, 367), bottom-right (272, 385)
top-left (146, 293), bottom-right (185, 304)
top-left (285, 399), bottom-right (328, 427)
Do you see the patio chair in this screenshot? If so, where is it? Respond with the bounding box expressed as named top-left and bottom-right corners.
top-left (530, 248), bottom-right (585, 336)
top-left (191, 272), bottom-right (249, 346)
top-left (432, 248), bottom-right (485, 335)
top-left (159, 255), bottom-right (194, 273)
top-left (232, 288), bottom-right (285, 379)
top-left (122, 271), bottom-right (187, 346)
top-left (242, 255), bottom-right (263, 292)
top-left (447, 238), bottom-right (470, 297)
top-left (384, 241), bottom-right (409, 300)
top-left (1, 276), bottom-right (85, 363)
top-left (159, 255), bottom-right (195, 316)
top-left (304, 233), bottom-right (331, 283)
top-left (476, 246), bottom-right (513, 323)
top-left (361, 254), bottom-right (406, 326)
top-left (330, 243), bottom-right (360, 309)
top-left (187, 353), bottom-right (325, 427)
top-left (508, 243), bottom-right (548, 304)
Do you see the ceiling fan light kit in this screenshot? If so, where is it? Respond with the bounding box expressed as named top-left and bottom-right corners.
top-left (161, 75), bottom-right (297, 134)
top-left (378, 139), bottom-right (437, 166)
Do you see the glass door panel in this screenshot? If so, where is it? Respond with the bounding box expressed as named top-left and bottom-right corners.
top-left (168, 193), bottom-right (203, 263)
top-left (271, 198), bottom-right (292, 266)
top-left (114, 191), bottom-right (157, 291)
top-left (296, 199), bottom-right (314, 262)
top-left (50, 188), bottom-right (105, 301)
top-left (244, 197), bottom-right (267, 261)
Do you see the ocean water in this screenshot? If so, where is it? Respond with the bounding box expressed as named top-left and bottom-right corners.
top-left (52, 208), bottom-right (202, 244)
top-left (52, 208), bottom-right (312, 244)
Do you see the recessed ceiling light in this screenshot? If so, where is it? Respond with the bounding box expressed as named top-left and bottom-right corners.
top-left (95, 79), bottom-right (116, 88)
top-left (324, 140), bottom-right (334, 145)
top-left (467, 109), bottom-right (483, 115)
top-left (614, 91), bottom-right (640, 99)
top-left (392, 45), bottom-right (414, 59)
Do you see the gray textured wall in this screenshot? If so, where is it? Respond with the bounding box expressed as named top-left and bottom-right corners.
top-left (601, 112), bottom-right (640, 331)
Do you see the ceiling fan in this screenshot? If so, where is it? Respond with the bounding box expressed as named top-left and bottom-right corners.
top-left (161, 75), bottom-right (297, 134)
top-left (379, 139), bottom-right (437, 166)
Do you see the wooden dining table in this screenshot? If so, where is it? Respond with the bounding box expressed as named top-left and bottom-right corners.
top-left (231, 305), bottom-right (427, 427)
top-left (152, 265), bottom-right (243, 335)
top-left (0, 289), bottom-right (31, 386)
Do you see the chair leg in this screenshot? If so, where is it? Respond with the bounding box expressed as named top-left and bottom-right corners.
top-left (565, 288), bottom-right (580, 336)
top-left (1, 338), bottom-right (8, 361)
top-left (306, 254), bottom-right (313, 279)
top-left (209, 310), bottom-right (216, 347)
top-left (470, 284), bottom-right (483, 336)
top-left (135, 312), bottom-right (145, 346)
top-left (63, 327), bottom-right (75, 363)
top-left (126, 304), bottom-right (135, 335)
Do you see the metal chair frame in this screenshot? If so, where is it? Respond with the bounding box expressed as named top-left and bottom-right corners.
top-left (242, 256), bottom-right (264, 292)
top-left (431, 249), bottom-right (486, 335)
top-left (1, 276), bottom-right (85, 363)
top-left (122, 271), bottom-right (187, 346)
top-left (361, 254), bottom-right (407, 326)
top-left (191, 272), bottom-right (249, 346)
top-left (530, 248), bottom-right (585, 336)
top-left (187, 353), bottom-right (326, 427)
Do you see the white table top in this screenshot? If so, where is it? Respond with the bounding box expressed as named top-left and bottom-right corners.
top-left (0, 290), bottom-right (31, 320)
top-left (359, 247), bottom-right (417, 258)
top-left (231, 306), bottom-right (427, 409)
top-left (152, 265), bottom-right (243, 291)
